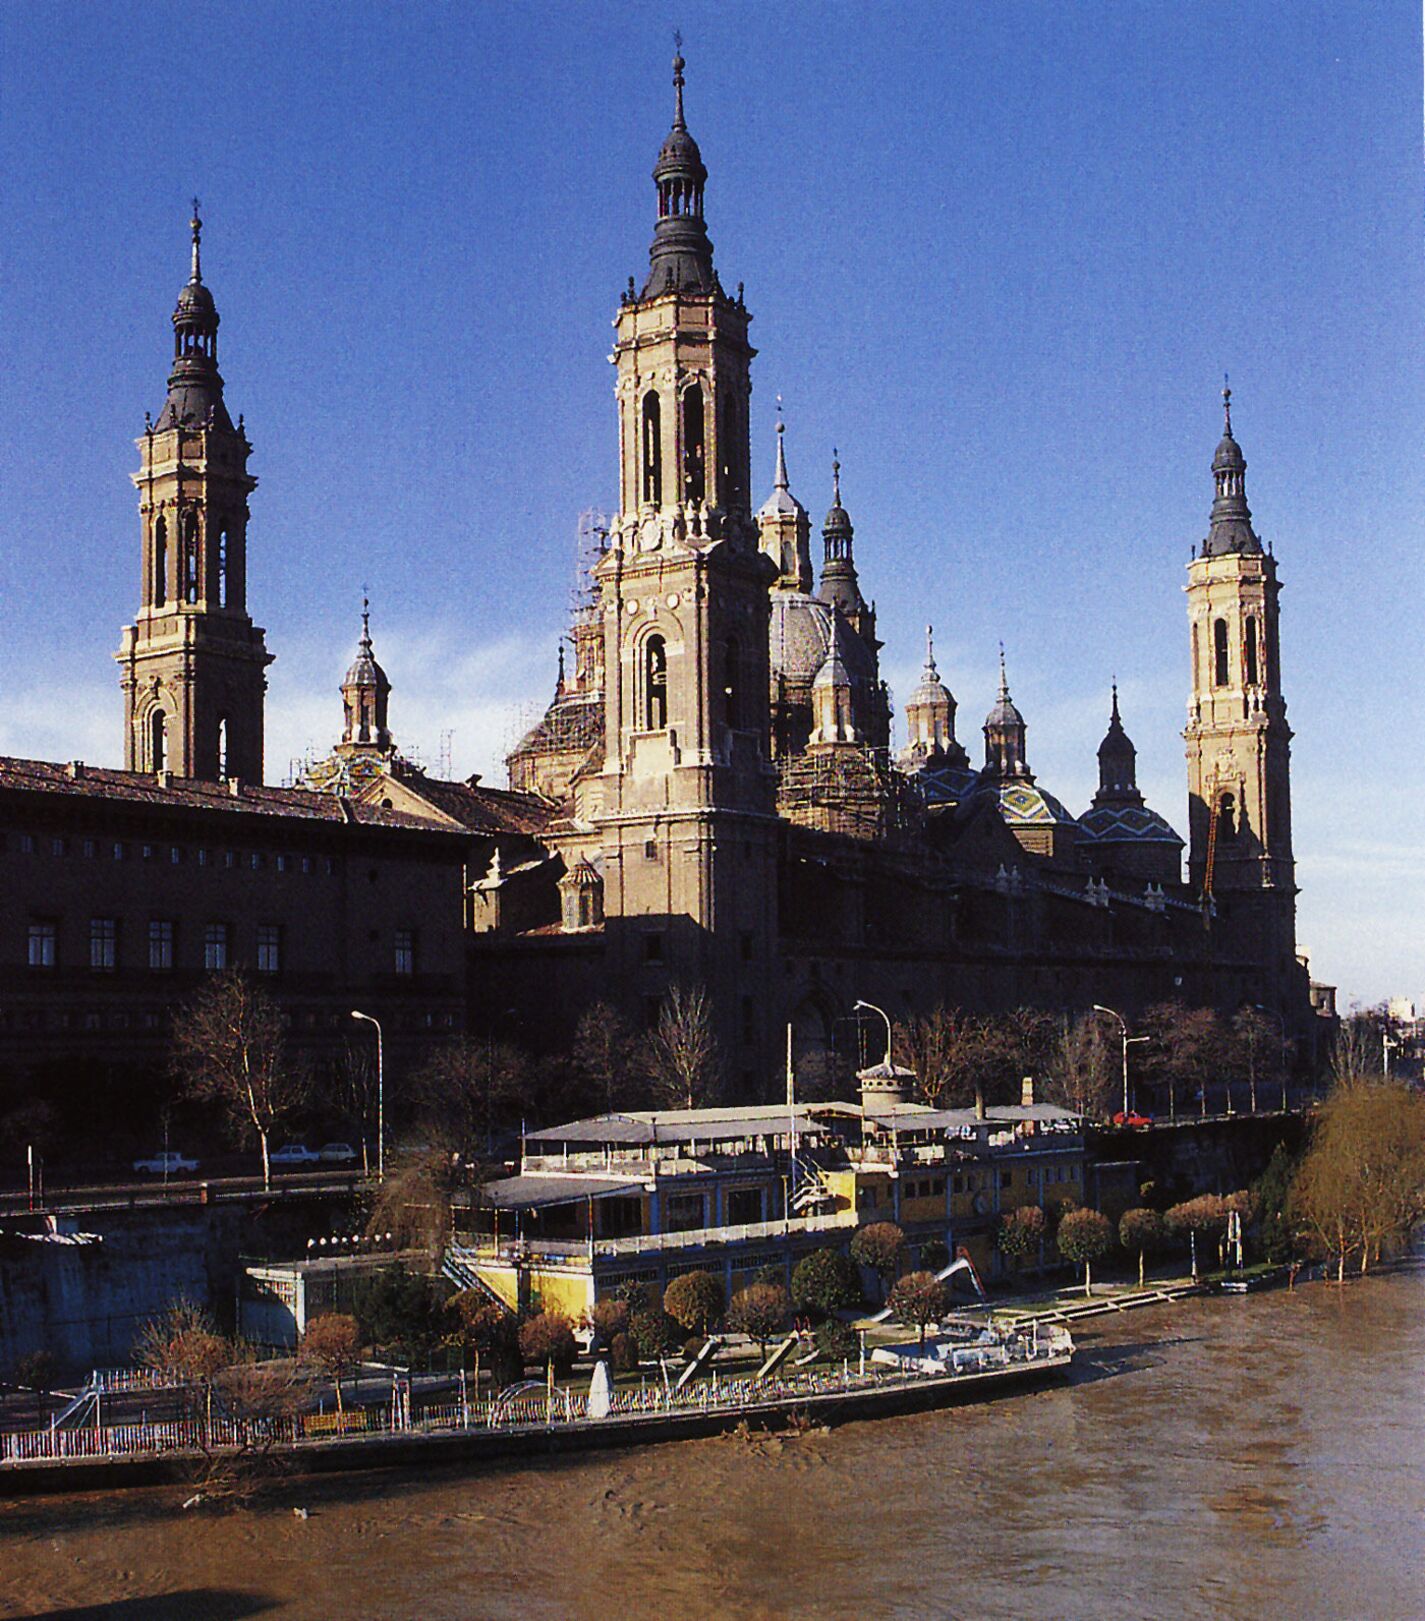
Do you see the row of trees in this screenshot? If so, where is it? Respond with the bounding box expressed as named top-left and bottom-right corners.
top-left (895, 1000), bottom-right (1292, 1119)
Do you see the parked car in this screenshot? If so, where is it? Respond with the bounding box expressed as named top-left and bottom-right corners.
top-left (269, 1142), bottom-right (321, 1166)
top-left (318, 1141), bottom-right (358, 1165)
top-left (133, 1150), bottom-right (199, 1175)
top-left (1111, 1111), bottom-right (1154, 1128)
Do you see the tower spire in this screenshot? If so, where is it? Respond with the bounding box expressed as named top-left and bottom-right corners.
top-left (644, 39), bottom-right (715, 296)
top-left (1205, 378), bottom-right (1260, 557)
top-left (1222, 373), bottom-right (1232, 437)
top-left (190, 197), bottom-right (203, 283)
top-left (774, 398), bottom-right (789, 490)
top-left (672, 31), bottom-right (686, 129)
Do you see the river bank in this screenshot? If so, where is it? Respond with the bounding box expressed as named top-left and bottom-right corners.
top-left (0, 1265), bottom-right (1420, 1620)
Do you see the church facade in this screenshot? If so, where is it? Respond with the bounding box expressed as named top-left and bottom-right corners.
top-left (1, 56), bottom-right (1324, 1129)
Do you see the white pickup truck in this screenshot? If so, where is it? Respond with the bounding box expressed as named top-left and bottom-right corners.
top-left (132, 1150), bottom-right (199, 1175)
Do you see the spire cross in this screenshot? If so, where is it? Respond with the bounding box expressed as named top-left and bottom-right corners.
top-left (359, 586), bottom-right (371, 647)
top-left (1111, 677), bottom-right (1121, 722)
top-left (773, 397), bottom-right (789, 489)
top-left (672, 33), bottom-right (686, 129)
top-left (832, 448), bottom-right (841, 505)
top-left (925, 624), bottom-right (936, 670)
top-left (189, 198), bottom-right (203, 283)
top-left (998, 641), bottom-right (1009, 697)
top-left (1222, 372), bottom-right (1232, 435)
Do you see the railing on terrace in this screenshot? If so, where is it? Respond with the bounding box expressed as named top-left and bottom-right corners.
top-left (0, 1327), bottom-right (1073, 1468)
top-left (459, 1208), bottom-right (859, 1267)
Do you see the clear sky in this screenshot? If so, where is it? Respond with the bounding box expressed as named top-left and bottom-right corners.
top-left (1, 2), bottom-right (1421, 1010)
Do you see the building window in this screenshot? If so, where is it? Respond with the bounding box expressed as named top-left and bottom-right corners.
top-left (394, 929), bottom-right (415, 976)
top-left (1218, 792), bottom-right (1237, 841)
top-left (217, 527), bottom-right (228, 608)
top-left (740, 931), bottom-right (754, 962)
top-left (643, 932), bottom-right (664, 963)
top-left (666, 1193), bottom-right (705, 1233)
top-left (203, 922), bottom-right (229, 971)
top-left (225, 850), bottom-right (236, 869)
top-left (1245, 615), bottom-right (1259, 685)
top-left (741, 995), bottom-right (755, 1045)
top-left (28, 921), bottom-right (57, 969)
top-left (722, 638), bottom-right (740, 730)
top-left (82, 838), bottom-right (96, 858)
top-left (257, 924), bottom-right (281, 975)
top-left (217, 717), bottom-right (229, 781)
top-left (276, 854), bottom-right (288, 873)
top-left (641, 389), bottom-right (662, 505)
top-left (301, 856), bottom-right (313, 874)
top-left (249, 852), bottom-right (261, 871)
top-left (727, 1187), bottom-right (762, 1225)
top-left (149, 920), bottom-right (174, 971)
top-left (169, 845), bottom-right (181, 864)
top-left (142, 844), bottom-right (154, 861)
top-left (51, 836), bottom-right (66, 857)
top-left (681, 382), bottom-right (705, 503)
top-left (1213, 618), bottom-right (1230, 687)
top-left (150, 711), bottom-right (167, 773)
top-left (18, 833), bottom-right (34, 854)
top-left (182, 510), bottom-right (200, 604)
top-left (112, 841), bottom-right (124, 861)
top-left (153, 515), bottom-right (168, 607)
top-left (197, 848), bottom-right (208, 866)
top-left (89, 918), bottom-right (117, 972)
top-left (644, 635), bottom-right (668, 729)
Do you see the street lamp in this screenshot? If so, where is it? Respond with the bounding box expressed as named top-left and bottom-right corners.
top-left (1093, 1005), bottom-right (1148, 1119)
top-left (1383, 1032), bottom-right (1400, 1082)
top-left (351, 1010), bottom-right (384, 1181)
top-left (853, 1000), bottom-right (893, 1068)
top-left (1253, 1005), bottom-right (1288, 1110)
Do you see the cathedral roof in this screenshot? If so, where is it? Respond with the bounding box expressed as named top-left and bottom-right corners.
top-left (1077, 803), bottom-right (1184, 846)
top-left (972, 777), bottom-right (1079, 829)
top-left (508, 692), bottom-right (604, 763)
top-left (386, 766), bottom-right (559, 836)
top-left (770, 593), bottom-right (877, 688)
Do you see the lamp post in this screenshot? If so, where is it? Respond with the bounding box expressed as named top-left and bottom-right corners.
top-left (1383, 1032), bottom-right (1399, 1082)
top-left (351, 1010), bottom-right (384, 1181)
top-left (1092, 1005), bottom-right (1147, 1120)
top-left (853, 1000), bottom-right (893, 1069)
top-left (1253, 1005), bottom-right (1288, 1110)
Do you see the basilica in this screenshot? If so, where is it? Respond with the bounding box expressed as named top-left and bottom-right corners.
top-left (0, 55), bottom-right (1324, 1118)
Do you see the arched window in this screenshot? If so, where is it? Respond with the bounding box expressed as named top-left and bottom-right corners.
top-left (153, 516), bottom-right (168, 607)
top-left (641, 391), bottom-right (662, 505)
top-left (182, 512), bottom-right (200, 604)
top-left (150, 711), bottom-right (167, 773)
top-left (216, 717), bottom-right (229, 780)
top-left (720, 395), bottom-right (742, 507)
top-left (1244, 615), bottom-right (1259, 685)
top-left (645, 635), bottom-right (668, 730)
top-left (722, 637), bottom-right (740, 730)
top-left (682, 384), bottom-right (705, 503)
top-left (1218, 791), bottom-right (1237, 841)
top-left (1191, 621), bottom-right (1200, 686)
top-left (1213, 618), bottom-right (1229, 687)
top-left (217, 527), bottom-right (228, 608)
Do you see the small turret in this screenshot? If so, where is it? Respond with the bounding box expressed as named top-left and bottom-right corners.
top-left (156, 200), bottom-right (232, 432)
top-left (809, 614), bottom-right (858, 744)
top-left (1203, 379), bottom-right (1262, 558)
top-left (902, 625), bottom-right (968, 769)
top-left (1093, 682), bottom-right (1142, 806)
top-left (757, 409), bottom-right (813, 592)
top-left (818, 452), bottom-right (867, 617)
top-left (337, 598), bottom-right (394, 758)
top-left (643, 42), bottom-right (717, 297)
top-left (983, 646), bottom-right (1032, 781)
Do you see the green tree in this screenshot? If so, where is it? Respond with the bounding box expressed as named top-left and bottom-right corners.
top-left (518, 1311), bottom-right (577, 1379)
top-left (1140, 1001), bottom-right (1229, 1119)
top-left (850, 1222), bottom-right (906, 1300)
top-left (447, 1291), bottom-right (520, 1388)
top-left (815, 1318), bottom-right (859, 1362)
top-left (1045, 1012), bottom-right (1119, 1120)
top-left (351, 1264), bottom-right (452, 1365)
top-left (919, 1239), bottom-right (950, 1274)
top-left (791, 1249), bottom-right (863, 1317)
top-left (1118, 1207), bottom-right (1166, 1288)
top-left (886, 1271), bottom-right (952, 1345)
top-left (727, 1283), bottom-right (791, 1359)
top-left (587, 1297), bottom-right (629, 1351)
top-left (663, 1270), bottom-right (726, 1338)
top-left (628, 1303), bottom-right (683, 1360)
top-left (1252, 1142), bottom-right (1299, 1262)
top-left (996, 1205), bottom-right (1047, 1273)
top-left (1057, 1208), bottom-right (1114, 1297)
top-left (1165, 1194), bottom-right (1230, 1277)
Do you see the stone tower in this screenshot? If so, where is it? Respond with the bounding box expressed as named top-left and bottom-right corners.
top-left (116, 205), bottom-right (272, 781)
top-left (1183, 387), bottom-right (1296, 965)
top-left (983, 649), bottom-right (1031, 781)
top-left (592, 50), bottom-right (780, 1086)
top-left (336, 599), bottom-right (394, 763)
top-left (901, 626), bottom-right (967, 769)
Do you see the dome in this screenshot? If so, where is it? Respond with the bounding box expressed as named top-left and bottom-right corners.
top-left (1078, 803), bottom-right (1184, 847)
top-left (823, 499), bottom-right (852, 536)
top-left (174, 280), bottom-right (217, 323)
top-left (770, 593), bottom-right (876, 687)
top-left (654, 124), bottom-right (706, 183)
top-left (975, 778), bottom-right (1078, 829)
top-left (985, 691), bottom-right (1024, 729)
top-left (344, 646), bottom-right (386, 689)
top-left (1212, 431), bottom-right (1245, 472)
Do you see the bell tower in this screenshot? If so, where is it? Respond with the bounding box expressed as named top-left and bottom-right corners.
top-left (1184, 386), bottom-right (1296, 966)
top-left (590, 49), bottom-right (780, 1086)
top-left (116, 204), bottom-right (272, 782)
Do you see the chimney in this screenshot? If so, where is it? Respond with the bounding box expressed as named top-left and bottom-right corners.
top-left (156, 769), bottom-right (172, 788)
top-left (66, 760), bottom-right (84, 780)
top-left (1021, 1075), bottom-right (1035, 1108)
top-left (228, 777), bottom-right (242, 798)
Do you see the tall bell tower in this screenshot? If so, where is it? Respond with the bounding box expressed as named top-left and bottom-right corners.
top-left (592, 49), bottom-right (780, 1085)
top-left (116, 205), bottom-right (272, 782)
top-left (1184, 386), bottom-right (1296, 970)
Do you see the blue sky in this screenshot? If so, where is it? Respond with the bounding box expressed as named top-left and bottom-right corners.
top-left (1, 2), bottom-right (1421, 1008)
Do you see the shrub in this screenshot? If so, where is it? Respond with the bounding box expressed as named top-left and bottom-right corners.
top-left (628, 1305), bottom-right (682, 1359)
top-left (663, 1270), bottom-right (726, 1337)
top-left (518, 1311), bottom-right (577, 1377)
top-left (1057, 1208), bottom-right (1114, 1298)
top-left (814, 1319), bottom-right (859, 1362)
top-left (886, 1270), bottom-right (952, 1344)
top-left (682, 1336), bottom-right (704, 1361)
top-left (589, 1298), bottom-right (629, 1349)
top-left (791, 1248), bottom-right (862, 1317)
top-left (609, 1331), bottom-right (639, 1373)
top-left (997, 1205), bottom-right (1047, 1271)
top-left (1165, 1194), bottom-right (1230, 1275)
top-left (726, 1283), bottom-right (791, 1358)
top-left (850, 1222), bottom-right (906, 1297)
top-left (919, 1239), bottom-right (950, 1274)
top-left (753, 1262), bottom-right (787, 1289)
top-left (1118, 1207), bottom-right (1167, 1287)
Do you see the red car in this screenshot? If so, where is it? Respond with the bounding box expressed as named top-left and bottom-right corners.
top-left (1112, 1111), bottom-right (1153, 1128)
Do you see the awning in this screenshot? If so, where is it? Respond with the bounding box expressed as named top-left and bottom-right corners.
top-left (481, 1174), bottom-right (647, 1211)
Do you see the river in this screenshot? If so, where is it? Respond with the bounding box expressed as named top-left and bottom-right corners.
top-left (0, 1268), bottom-right (1420, 1620)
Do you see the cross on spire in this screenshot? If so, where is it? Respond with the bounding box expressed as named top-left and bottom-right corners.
top-left (672, 31), bottom-right (686, 129)
top-left (1222, 372), bottom-right (1232, 436)
top-left (189, 198), bottom-right (203, 283)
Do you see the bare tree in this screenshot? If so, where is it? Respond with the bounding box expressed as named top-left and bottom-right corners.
top-left (1231, 1006), bottom-right (1281, 1113)
top-left (644, 983), bottom-right (721, 1110)
top-left (1045, 1013), bottom-right (1118, 1119)
top-left (172, 972), bottom-right (307, 1190)
top-left (409, 1036), bottom-right (529, 1154)
top-left (332, 1040), bottom-right (382, 1174)
top-left (1139, 1001), bottom-right (1228, 1119)
top-left (569, 1000), bottom-right (639, 1115)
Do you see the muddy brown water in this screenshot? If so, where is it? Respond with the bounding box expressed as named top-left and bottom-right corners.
top-left (1, 1270), bottom-right (1420, 1621)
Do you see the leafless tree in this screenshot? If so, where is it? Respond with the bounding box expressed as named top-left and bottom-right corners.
top-left (569, 1000), bottom-right (639, 1114)
top-left (644, 983), bottom-right (721, 1110)
top-left (895, 1006), bottom-right (1050, 1113)
top-left (409, 1036), bottom-right (529, 1154)
top-left (1139, 1001), bottom-right (1228, 1118)
top-left (1045, 1013), bottom-right (1118, 1119)
top-left (333, 1039), bottom-right (382, 1173)
top-left (171, 971), bottom-right (307, 1189)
